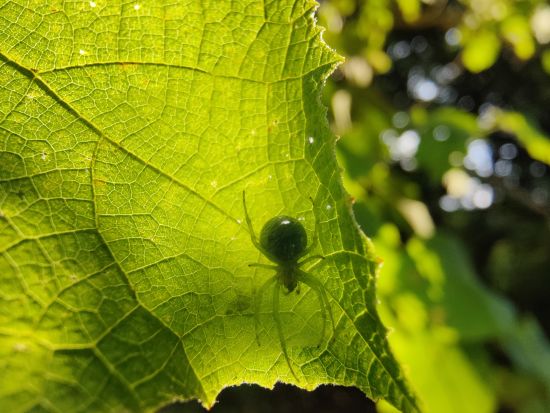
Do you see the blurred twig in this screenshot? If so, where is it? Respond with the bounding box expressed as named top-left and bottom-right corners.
top-left (488, 175), bottom-right (550, 228)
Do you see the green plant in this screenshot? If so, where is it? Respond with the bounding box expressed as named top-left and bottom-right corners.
top-left (0, 1), bottom-right (417, 412)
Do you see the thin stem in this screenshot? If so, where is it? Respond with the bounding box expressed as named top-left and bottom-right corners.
top-left (242, 191), bottom-right (270, 256)
top-left (298, 255), bottom-right (325, 268)
top-left (248, 263), bottom-right (278, 270)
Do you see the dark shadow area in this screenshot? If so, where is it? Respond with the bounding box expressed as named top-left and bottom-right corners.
top-left (159, 383), bottom-right (377, 413)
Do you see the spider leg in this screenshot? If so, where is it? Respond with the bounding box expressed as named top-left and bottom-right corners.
top-left (255, 275), bottom-right (277, 345)
top-left (298, 270), bottom-right (335, 346)
top-left (298, 255), bottom-right (325, 268)
top-left (273, 281), bottom-right (299, 381)
top-left (300, 197), bottom-right (321, 258)
top-left (248, 263), bottom-right (278, 270)
top-left (242, 191), bottom-right (270, 257)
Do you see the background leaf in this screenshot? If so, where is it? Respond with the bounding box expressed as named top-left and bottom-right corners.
top-left (461, 31), bottom-right (501, 73)
top-left (317, 0), bottom-right (550, 412)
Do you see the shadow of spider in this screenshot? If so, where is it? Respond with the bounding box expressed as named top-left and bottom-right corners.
top-left (243, 191), bottom-right (335, 380)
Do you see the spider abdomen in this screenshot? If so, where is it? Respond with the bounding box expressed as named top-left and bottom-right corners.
top-left (259, 215), bottom-right (307, 263)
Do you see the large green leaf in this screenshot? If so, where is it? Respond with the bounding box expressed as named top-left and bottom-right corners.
top-left (0, 1), bottom-right (417, 412)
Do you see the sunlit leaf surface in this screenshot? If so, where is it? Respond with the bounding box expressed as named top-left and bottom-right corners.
top-left (0, 1), bottom-right (417, 412)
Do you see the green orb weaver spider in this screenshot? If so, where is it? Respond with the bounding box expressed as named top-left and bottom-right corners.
top-left (242, 191), bottom-right (335, 380)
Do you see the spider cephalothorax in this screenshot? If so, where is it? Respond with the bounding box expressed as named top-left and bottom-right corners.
top-left (260, 215), bottom-right (307, 265)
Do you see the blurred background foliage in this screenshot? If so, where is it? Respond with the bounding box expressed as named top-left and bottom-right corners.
top-left (319, 0), bottom-right (550, 412)
top-left (173, 1), bottom-right (550, 412)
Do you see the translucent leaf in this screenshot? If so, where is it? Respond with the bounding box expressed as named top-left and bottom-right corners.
top-left (395, 0), bottom-right (420, 23)
top-left (0, 1), bottom-right (417, 412)
top-left (461, 31), bottom-right (501, 73)
top-left (501, 16), bottom-right (535, 60)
